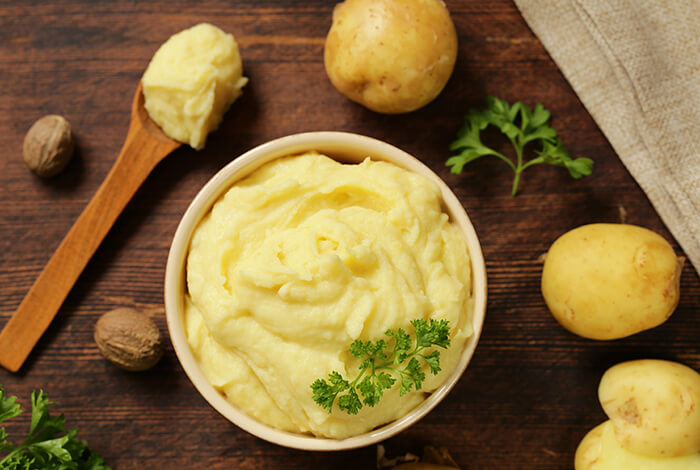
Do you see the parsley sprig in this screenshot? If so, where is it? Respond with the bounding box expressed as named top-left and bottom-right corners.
top-left (311, 319), bottom-right (451, 415)
top-left (0, 387), bottom-right (110, 470)
top-left (447, 96), bottom-right (593, 196)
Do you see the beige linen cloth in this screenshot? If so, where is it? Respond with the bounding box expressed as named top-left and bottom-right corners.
top-left (513, 0), bottom-right (700, 274)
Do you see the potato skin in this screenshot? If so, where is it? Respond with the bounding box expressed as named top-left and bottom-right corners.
top-left (598, 359), bottom-right (700, 458)
top-left (574, 422), bottom-right (606, 470)
top-left (541, 224), bottom-right (681, 340)
top-left (575, 420), bottom-right (700, 469)
top-left (324, 0), bottom-right (457, 114)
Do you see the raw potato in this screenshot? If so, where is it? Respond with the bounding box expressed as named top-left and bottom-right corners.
top-left (575, 421), bottom-right (700, 470)
top-left (324, 0), bottom-right (457, 114)
top-left (541, 224), bottom-right (682, 340)
top-left (598, 360), bottom-right (700, 458)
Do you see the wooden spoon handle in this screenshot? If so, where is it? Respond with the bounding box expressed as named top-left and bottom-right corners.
top-left (0, 126), bottom-right (178, 372)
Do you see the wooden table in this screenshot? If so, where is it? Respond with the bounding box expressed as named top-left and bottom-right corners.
top-left (1, 1), bottom-right (698, 468)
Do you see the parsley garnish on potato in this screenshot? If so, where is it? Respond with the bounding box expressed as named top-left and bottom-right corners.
top-left (311, 319), bottom-right (451, 415)
top-left (0, 387), bottom-right (110, 469)
top-left (447, 96), bottom-right (593, 195)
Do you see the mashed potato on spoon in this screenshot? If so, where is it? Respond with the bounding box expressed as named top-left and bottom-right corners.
top-left (142, 23), bottom-right (247, 150)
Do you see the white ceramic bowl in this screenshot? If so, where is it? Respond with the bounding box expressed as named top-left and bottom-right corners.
top-left (164, 131), bottom-right (487, 451)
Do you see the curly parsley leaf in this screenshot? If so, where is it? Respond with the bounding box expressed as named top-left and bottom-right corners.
top-left (421, 350), bottom-right (442, 375)
top-left (385, 328), bottom-right (411, 363)
top-left (311, 372), bottom-right (350, 413)
top-left (0, 387), bottom-right (110, 470)
top-left (0, 390), bottom-right (21, 425)
top-left (310, 319), bottom-right (451, 414)
top-left (412, 318), bottom-right (450, 349)
top-left (447, 96), bottom-right (593, 195)
top-left (0, 389), bottom-right (21, 455)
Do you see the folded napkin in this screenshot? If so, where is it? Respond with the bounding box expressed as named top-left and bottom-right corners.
top-left (513, 0), bottom-right (700, 274)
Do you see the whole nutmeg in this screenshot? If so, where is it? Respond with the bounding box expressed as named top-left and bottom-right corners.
top-left (94, 308), bottom-right (163, 371)
top-left (23, 114), bottom-right (75, 178)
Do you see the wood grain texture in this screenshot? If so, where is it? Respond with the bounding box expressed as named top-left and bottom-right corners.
top-left (0, 83), bottom-right (179, 372)
top-left (0, 0), bottom-right (698, 468)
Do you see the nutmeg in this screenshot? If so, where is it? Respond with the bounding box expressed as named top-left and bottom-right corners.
top-left (94, 308), bottom-right (163, 371)
top-left (23, 114), bottom-right (75, 178)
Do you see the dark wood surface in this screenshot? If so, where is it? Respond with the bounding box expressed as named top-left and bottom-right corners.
top-left (0, 1), bottom-right (698, 468)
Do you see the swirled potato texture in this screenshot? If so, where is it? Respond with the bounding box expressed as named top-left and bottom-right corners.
top-left (185, 152), bottom-right (473, 438)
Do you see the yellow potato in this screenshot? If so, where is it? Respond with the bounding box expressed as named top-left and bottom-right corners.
top-left (575, 421), bottom-right (700, 470)
top-left (324, 0), bottom-right (457, 114)
top-left (541, 224), bottom-right (681, 340)
top-left (598, 359), bottom-right (700, 458)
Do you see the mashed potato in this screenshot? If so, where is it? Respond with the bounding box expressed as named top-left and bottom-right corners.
top-left (185, 152), bottom-right (473, 438)
top-left (142, 23), bottom-right (247, 150)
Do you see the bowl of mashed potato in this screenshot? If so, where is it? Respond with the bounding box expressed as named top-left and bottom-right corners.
top-left (165, 131), bottom-right (487, 450)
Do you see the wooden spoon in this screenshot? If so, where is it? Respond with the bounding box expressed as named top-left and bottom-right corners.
top-left (0, 82), bottom-right (181, 372)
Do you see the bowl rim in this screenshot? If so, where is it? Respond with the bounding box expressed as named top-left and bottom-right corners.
top-left (164, 131), bottom-right (487, 451)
